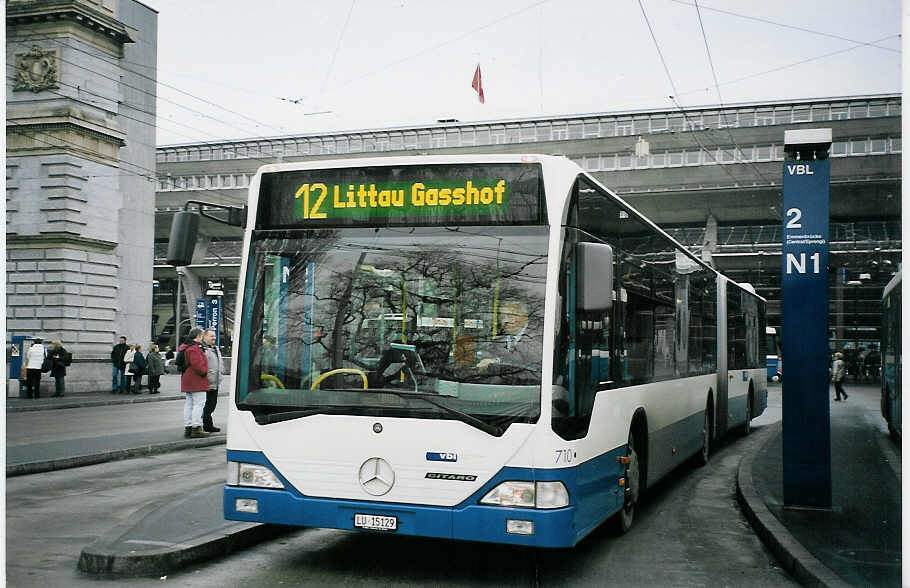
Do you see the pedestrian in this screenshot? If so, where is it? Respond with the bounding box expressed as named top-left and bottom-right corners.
top-left (832, 351), bottom-right (849, 402)
top-left (49, 340), bottom-right (70, 397)
top-left (111, 336), bottom-right (129, 394)
top-left (201, 328), bottom-right (222, 433)
top-left (25, 338), bottom-right (47, 399)
top-left (147, 344), bottom-right (165, 394)
top-left (165, 345), bottom-right (175, 360)
top-left (132, 344), bottom-right (148, 394)
top-left (123, 344), bottom-right (136, 395)
top-left (179, 328), bottom-right (210, 438)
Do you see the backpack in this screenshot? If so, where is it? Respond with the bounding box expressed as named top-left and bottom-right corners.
top-left (175, 349), bottom-right (187, 373)
top-left (63, 351), bottom-right (73, 366)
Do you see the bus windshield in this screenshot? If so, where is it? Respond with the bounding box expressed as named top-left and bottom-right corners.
top-left (237, 225), bottom-right (548, 434)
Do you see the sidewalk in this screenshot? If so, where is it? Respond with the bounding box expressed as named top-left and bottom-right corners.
top-left (7, 373), bottom-right (189, 412)
top-left (738, 383), bottom-right (902, 587)
top-left (7, 373), bottom-right (229, 476)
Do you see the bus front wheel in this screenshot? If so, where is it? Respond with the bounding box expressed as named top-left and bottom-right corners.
top-left (614, 431), bottom-right (641, 534)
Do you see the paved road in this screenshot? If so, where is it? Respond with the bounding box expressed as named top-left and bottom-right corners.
top-left (7, 388), bottom-right (227, 471)
top-left (7, 401), bottom-right (227, 460)
top-left (7, 446), bottom-right (229, 587)
top-left (6, 385), bottom-right (795, 587)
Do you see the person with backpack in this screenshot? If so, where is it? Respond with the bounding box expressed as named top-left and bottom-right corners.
top-left (178, 328), bottom-right (210, 438)
top-left (49, 340), bottom-right (71, 397)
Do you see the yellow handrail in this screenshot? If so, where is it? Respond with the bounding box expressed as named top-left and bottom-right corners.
top-left (310, 368), bottom-right (368, 390)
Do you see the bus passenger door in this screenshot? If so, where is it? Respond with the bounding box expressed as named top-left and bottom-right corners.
top-left (715, 278), bottom-right (728, 437)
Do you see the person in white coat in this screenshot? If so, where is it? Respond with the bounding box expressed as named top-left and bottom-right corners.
top-left (201, 329), bottom-right (223, 433)
top-left (122, 344), bottom-right (136, 395)
top-left (25, 338), bottom-right (47, 399)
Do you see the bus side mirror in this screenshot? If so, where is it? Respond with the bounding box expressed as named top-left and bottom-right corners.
top-left (576, 242), bottom-right (613, 311)
top-left (166, 211), bottom-right (200, 267)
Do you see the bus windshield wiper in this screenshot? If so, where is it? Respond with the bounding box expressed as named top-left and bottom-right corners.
top-left (254, 405), bottom-right (349, 425)
top-left (340, 387), bottom-right (504, 436)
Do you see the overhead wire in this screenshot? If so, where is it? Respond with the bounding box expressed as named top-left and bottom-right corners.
top-left (13, 40), bottom-right (275, 140)
top-left (668, 0), bottom-right (901, 54)
top-left (677, 33), bottom-right (901, 100)
top-left (692, 0), bottom-right (771, 184)
top-left (636, 0), bottom-right (747, 188)
top-left (320, 0), bottom-right (357, 96)
top-left (321, 0), bottom-right (551, 95)
top-left (4, 69), bottom-right (277, 174)
top-left (6, 118), bottom-right (253, 206)
top-left (4, 68), bottom-right (230, 149)
top-left (40, 37), bottom-right (287, 134)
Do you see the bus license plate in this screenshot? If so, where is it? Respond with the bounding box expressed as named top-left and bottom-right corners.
top-left (354, 513), bottom-right (397, 531)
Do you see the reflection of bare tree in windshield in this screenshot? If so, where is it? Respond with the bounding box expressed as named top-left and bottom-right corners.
top-left (253, 230), bottom-right (546, 393)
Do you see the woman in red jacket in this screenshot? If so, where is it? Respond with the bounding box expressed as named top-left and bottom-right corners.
top-left (179, 328), bottom-right (210, 438)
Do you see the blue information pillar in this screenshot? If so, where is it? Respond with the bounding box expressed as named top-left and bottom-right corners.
top-left (207, 297), bottom-right (221, 347)
top-left (781, 129), bottom-right (832, 508)
top-left (194, 298), bottom-right (208, 329)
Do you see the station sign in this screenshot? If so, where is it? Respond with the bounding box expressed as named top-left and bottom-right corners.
top-left (207, 297), bottom-right (221, 347)
top-left (780, 129), bottom-right (832, 509)
top-left (194, 298), bottom-right (208, 329)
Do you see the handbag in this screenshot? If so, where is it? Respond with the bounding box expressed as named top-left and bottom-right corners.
top-left (41, 354), bottom-right (53, 373)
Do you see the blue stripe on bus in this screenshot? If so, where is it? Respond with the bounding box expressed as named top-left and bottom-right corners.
top-left (225, 445), bottom-right (627, 548)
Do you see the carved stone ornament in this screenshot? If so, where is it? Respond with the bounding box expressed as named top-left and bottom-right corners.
top-left (14, 46), bottom-right (60, 93)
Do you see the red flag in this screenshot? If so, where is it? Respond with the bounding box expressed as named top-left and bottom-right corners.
top-left (471, 64), bottom-right (485, 104)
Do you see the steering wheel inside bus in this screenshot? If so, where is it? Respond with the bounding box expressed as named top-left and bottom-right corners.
top-left (310, 368), bottom-right (369, 390)
top-left (260, 374), bottom-right (286, 389)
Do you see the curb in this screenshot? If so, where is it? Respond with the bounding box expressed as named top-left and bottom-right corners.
top-left (7, 391), bottom-right (229, 413)
top-left (78, 488), bottom-right (292, 577)
top-left (78, 522), bottom-right (286, 577)
top-left (6, 436), bottom-right (226, 477)
top-left (735, 424), bottom-right (851, 588)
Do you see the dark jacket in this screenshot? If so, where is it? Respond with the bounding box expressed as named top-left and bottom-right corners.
top-left (50, 345), bottom-right (68, 377)
top-left (111, 342), bottom-right (128, 369)
top-left (178, 342), bottom-right (209, 393)
top-left (146, 351), bottom-right (165, 377)
top-left (132, 351), bottom-right (147, 374)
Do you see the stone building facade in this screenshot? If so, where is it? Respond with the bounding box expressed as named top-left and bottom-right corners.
top-left (6, 0), bottom-right (157, 393)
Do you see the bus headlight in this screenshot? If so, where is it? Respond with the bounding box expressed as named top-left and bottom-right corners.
top-left (480, 481), bottom-right (569, 509)
top-left (227, 462), bottom-right (285, 489)
top-left (535, 481), bottom-right (570, 508)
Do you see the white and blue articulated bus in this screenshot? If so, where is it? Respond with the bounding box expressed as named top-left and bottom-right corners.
top-left (188, 154), bottom-right (766, 547)
top-left (881, 270), bottom-right (901, 440)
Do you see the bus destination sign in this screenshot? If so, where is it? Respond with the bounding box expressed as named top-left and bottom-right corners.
top-left (256, 163), bottom-right (544, 228)
top-left (294, 179), bottom-right (508, 221)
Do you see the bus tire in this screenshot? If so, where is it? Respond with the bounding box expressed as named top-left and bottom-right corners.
top-left (694, 402), bottom-right (711, 467)
top-left (741, 390), bottom-right (753, 437)
top-left (613, 427), bottom-right (642, 534)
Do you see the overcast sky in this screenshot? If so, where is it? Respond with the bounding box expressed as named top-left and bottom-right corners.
top-left (144, 0), bottom-right (902, 146)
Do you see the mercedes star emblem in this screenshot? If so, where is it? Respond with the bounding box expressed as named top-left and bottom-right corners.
top-left (359, 457), bottom-right (395, 496)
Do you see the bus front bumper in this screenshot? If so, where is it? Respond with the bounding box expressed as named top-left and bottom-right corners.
top-left (224, 485), bottom-right (577, 547)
